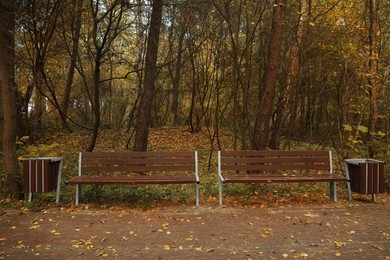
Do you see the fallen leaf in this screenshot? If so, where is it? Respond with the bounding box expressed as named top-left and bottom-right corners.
top-left (333, 241), bottom-right (346, 248)
top-left (304, 213), bottom-right (318, 218)
top-left (372, 245), bottom-right (384, 250)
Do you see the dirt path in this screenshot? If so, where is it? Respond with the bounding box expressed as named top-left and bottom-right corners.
top-left (1, 202), bottom-right (390, 259)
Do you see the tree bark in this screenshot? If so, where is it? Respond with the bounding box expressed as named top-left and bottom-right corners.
top-left (253, 0), bottom-right (286, 150)
top-left (133, 0), bottom-right (163, 151)
top-left (61, 0), bottom-right (83, 128)
top-left (0, 0), bottom-right (22, 199)
top-left (367, 0), bottom-right (378, 157)
top-left (269, 0), bottom-right (307, 149)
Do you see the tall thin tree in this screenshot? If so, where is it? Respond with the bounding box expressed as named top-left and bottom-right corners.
top-left (253, 0), bottom-right (287, 150)
top-left (0, 0), bottom-right (21, 199)
top-left (133, 0), bottom-right (163, 151)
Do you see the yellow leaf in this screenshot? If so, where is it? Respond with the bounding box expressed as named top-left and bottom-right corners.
top-left (335, 252), bottom-right (341, 256)
top-left (309, 22), bottom-right (315, 26)
top-left (0, 238), bottom-right (7, 241)
top-left (164, 245), bottom-right (170, 250)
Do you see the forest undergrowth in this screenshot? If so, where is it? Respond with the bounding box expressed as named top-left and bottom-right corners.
top-left (1, 126), bottom-right (389, 210)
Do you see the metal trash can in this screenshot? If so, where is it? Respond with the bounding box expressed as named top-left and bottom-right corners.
top-left (344, 159), bottom-right (385, 201)
top-left (22, 157), bottom-right (63, 203)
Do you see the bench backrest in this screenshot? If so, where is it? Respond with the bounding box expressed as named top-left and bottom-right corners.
top-left (218, 150), bottom-right (332, 174)
top-left (79, 151), bottom-right (198, 176)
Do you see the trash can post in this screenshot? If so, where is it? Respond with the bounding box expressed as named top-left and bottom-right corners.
top-left (344, 161), bottom-right (353, 201)
top-left (55, 158), bottom-right (63, 204)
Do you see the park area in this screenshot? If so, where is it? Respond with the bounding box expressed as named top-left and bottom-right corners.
top-left (1, 128), bottom-right (390, 259)
top-left (0, 1), bottom-right (389, 258)
top-left (1, 197), bottom-right (390, 259)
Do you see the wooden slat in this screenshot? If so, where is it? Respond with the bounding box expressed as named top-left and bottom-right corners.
top-left (223, 174), bottom-right (347, 183)
top-left (68, 175), bottom-right (196, 185)
top-left (222, 164), bottom-right (330, 172)
top-left (82, 157), bottom-right (194, 165)
top-left (82, 165), bottom-right (194, 173)
top-left (222, 157), bottom-right (329, 164)
top-left (82, 151), bottom-right (194, 158)
top-left (222, 150), bottom-right (328, 157)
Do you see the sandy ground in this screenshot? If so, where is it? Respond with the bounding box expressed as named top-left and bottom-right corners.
top-left (1, 199), bottom-right (390, 259)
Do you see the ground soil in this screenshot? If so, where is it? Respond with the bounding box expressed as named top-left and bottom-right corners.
top-left (1, 195), bottom-right (390, 259)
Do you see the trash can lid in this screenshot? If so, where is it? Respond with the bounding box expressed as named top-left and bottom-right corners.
top-left (345, 158), bottom-right (384, 165)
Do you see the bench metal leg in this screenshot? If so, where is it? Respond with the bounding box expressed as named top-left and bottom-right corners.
top-left (218, 178), bottom-right (223, 206)
top-left (75, 184), bottom-right (80, 206)
top-left (195, 182), bottom-right (199, 207)
top-left (330, 182), bottom-right (337, 202)
top-left (28, 193), bottom-right (33, 202)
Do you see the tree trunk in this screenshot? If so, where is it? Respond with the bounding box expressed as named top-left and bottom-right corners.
top-left (0, 0), bottom-right (22, 199)
top-left (171, 25), bottom-right (185, 125)
top-left (61, 0), bottom-right (83, 128)
top-left (367, 0), bottom-right (378, 157)
top-left (133, 0), bottom-right (163, 151)
top-left (269, 0), bottom-right (307, 149)
top-left (253, 0), bottom-right (286, 150)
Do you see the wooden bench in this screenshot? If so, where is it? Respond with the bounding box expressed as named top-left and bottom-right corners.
top-left (218, 150), bottom-right (352, 205)
top-left (67, 151), bottom-right (200, 206)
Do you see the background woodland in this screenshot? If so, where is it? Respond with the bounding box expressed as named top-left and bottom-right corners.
top-left (0, 0), bottom-right (389, 200)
